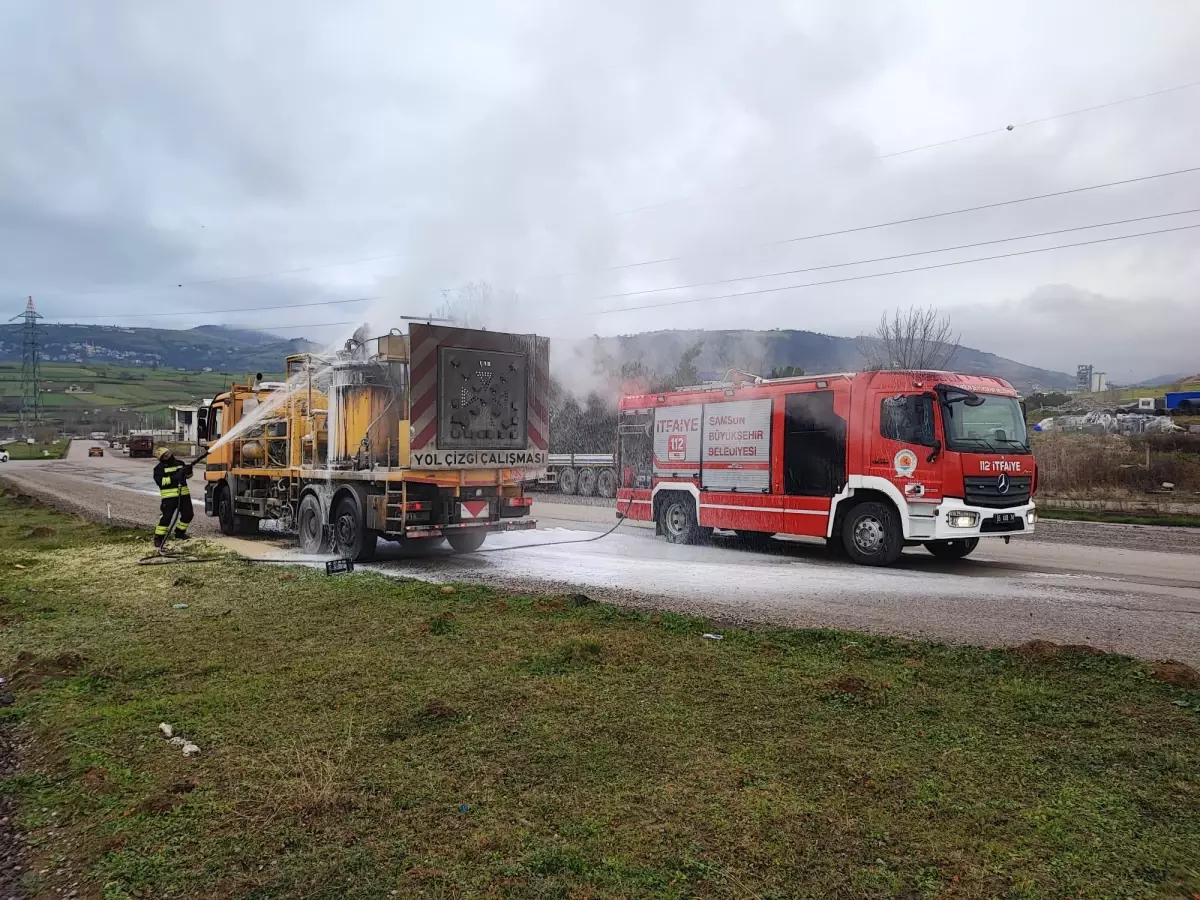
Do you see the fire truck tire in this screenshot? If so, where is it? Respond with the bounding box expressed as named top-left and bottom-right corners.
top-left (577, 467), bottom-right (598, 496)
top-left (658, 494), bottom-right (703, 545)
top-left (924, 538), bottom-right (979, 560)
top-left (297, 494), bottom-right (328, 554)
top-left (596, 468), bottom-right (617, 498)
top-left (841, 500), bottom-right (904, 566)
top-left (216, 484), bottom-right (259, 536)
top-left (331, 495), bottom-right (377, 562)
top-left (447, 528), bottom-right (487, 553)
top-left (558, 467), bottom-right (578, 495)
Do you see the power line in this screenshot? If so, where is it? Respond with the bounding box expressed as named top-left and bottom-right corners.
top-left (25, 80), bottom-right (1200, 304)
top-left (596, 222), bottom-right (1200, 315)
top-left (616, 77), bottom-right (1200, 215)
top-left (427, 164), bottom-right (1200, 295)
top-left (43, 295), bottom-right (380, 322)
top-left (589, 207), bottom-right (1200, 302)
top-left (566, 164), bottom-right (1200, 278)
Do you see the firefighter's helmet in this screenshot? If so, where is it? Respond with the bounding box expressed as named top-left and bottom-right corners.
top-left (153, 446), bottom-right (172, 461)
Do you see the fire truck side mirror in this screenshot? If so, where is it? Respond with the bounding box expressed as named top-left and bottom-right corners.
top-left (196, 407), bottom-right (209, 441)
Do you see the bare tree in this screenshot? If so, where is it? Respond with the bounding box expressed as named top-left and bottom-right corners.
top-left (859, 306), bottom-right (960, 371)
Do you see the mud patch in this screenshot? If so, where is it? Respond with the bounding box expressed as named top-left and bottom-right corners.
top-left (83, 766), bottom-right (114, 795)
top-left (1148, 659), bottom-right (1200, 689)
top-left (23, 526), bottom-right (54, 539)
top-left (419, 699), bottom-right (460, 721)
top-left (0, 724), bottom-right (24, 898)
top-left (1016, 640), bottom-right (1103, 660)
top-left (11, 650), bottom-right (84, 688)
top-left (135, 778), bottom-right (199, 816)
top-left (825, 675), bottom-right (870, 695)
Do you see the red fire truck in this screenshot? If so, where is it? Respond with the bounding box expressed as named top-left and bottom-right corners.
top-left (616, 370), bottom-right (1036, 566)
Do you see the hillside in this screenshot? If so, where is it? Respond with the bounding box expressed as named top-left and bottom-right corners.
top-left (585, 329), bottom-right (1073, 393)
top-left (0, 323), bottom-right (320, 372)
top-left (0, 363), bottom-right (243, 432)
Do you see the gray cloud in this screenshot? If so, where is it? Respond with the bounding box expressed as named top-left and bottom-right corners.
top-left (1, 0), bottom-right (1197, 380)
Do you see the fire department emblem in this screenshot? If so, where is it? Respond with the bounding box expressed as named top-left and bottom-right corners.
top-left (893, 448), bottom-right (918, 478)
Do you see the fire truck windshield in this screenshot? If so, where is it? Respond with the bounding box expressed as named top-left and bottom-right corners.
top-left (939, 391), bottom-right (1029, 454)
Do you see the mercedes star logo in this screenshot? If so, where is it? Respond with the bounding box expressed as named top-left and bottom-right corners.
top-left (997, 473), bottom-right (1009, 494)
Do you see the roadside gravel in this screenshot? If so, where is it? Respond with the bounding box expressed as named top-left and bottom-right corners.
top-left (0, 467), bottom-right (218, 537)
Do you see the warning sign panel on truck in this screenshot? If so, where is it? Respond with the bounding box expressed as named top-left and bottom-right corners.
top-left (701, 398), bottom-right (771, 491)
top-left (653, 404), bottom-right (702, 476)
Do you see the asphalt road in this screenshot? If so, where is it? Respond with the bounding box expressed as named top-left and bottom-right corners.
top-left (4, 442), bottom-right (1200, 663)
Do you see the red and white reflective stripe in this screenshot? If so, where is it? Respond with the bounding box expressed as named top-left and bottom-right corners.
top-left (700, 503), bottom-right (826, 516)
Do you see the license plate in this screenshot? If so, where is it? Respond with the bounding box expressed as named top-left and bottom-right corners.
top-left (993, 513), bottom-right (1016, 524)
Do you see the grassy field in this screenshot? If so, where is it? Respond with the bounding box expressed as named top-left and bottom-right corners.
top-left (1, 440), bottom-right (68, 460)
top-left (1038, 507), bottom-right (1200, 528)
top-left (0, 363), bottom-right (268, 429)
top-left (0, 492), bottom-right (1198, 898)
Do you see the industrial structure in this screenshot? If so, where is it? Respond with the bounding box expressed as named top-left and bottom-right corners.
top-left (9, 296), bottom-right (44, 434)
top-left (199, 323), bottom-right (549, 560)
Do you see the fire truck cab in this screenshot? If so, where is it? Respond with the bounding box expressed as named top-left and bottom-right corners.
top-left (616, 370), bottom-right (1035, 566)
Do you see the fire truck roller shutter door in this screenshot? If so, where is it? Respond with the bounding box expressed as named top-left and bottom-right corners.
top-left (653, 404), bottom-right (702, 479)
top-left (700, 399), bottom-right (772, 492)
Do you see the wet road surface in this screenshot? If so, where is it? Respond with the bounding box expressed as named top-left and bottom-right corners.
top-left (4, 443), bottom-right (1200, 663)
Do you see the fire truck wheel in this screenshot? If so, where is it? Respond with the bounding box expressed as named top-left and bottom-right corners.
top-left (577, 467), bottom-right (598, 496)
top-left (297, 494), bottom-right (328, 554)
top-left (332, 495), bottom-right (377, 561)
top-left (659, 494), bottom-right (702, 545)
top-left (217, 484), bottom-right (259, 536)
top-left (596, 468), bottom-right (617, 498)
top-left (558, 467), bottom-right (578, 495)
top-left (842, 500), bottom-right (904, 566)
top-left (924, 537), bottom-right (979, 560)
top-left (447, 528), bottom-right (487, 553)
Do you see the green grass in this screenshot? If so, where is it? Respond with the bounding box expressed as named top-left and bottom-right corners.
top-left (0, 363), bottom-right (280, 427)
top-left (2, 440), bottom-right (68, 460)
top-left (0, 491), bottom-right (1198, 898)
top-left (1038, 507), bottom-right (1200, 528)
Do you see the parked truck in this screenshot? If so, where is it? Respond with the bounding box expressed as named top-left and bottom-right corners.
top-left (616, 369), bottom-right (1037, 566)
top-left (128, 435), bottom-right (154, 458)
top-left (198, 324), bottom-right (550, 560)
top-left (1165, 391), bottom-right (1200, 414)
top-left (536, 453), bottom-right (618, 497)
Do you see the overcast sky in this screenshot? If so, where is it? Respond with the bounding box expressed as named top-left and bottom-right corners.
top-left (2, 0), bottom-right (1198, 381)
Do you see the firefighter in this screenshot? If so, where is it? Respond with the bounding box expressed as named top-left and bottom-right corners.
top-left (152, 447), bottom-right (194, 549)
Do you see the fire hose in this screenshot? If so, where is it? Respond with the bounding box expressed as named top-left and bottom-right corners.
top-left (136, 449), bottom-right (218, 566)
top-left (240, 495), bottom-right (637, 566)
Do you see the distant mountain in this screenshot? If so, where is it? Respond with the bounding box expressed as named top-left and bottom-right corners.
top-left (582, 329), bottom-right (1073, 393)
top-left (1133, 372), bottom-right (1196, 388)
top-left (187, 325), bottom-right (283, 346)
top-left (0, 323), bottom-right (320, 372)
top-left (0, 322), bottom-right (1074, 393)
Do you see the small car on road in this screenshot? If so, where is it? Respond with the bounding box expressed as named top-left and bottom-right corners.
top-left (0, 449), bottom-right (9, 463)
top-left (88, 446), bottom-right (104, 458)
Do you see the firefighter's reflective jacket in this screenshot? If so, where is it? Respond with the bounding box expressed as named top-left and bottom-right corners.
top-left (153, 459), bottom-right (192, 499)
